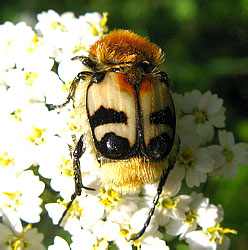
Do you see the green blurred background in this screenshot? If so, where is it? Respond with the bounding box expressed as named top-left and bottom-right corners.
top-left (1, 1), bottom-right (247, 249)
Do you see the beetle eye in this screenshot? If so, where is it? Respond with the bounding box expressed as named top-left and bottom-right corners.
top-left (140, 61), bottom-right (154, 73)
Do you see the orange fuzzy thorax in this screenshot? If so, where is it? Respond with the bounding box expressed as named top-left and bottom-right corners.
top-left (89, 30), bottom-right (163, 65)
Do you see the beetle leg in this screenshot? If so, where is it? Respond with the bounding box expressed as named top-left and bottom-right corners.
top-left (57, 134), bottom-right (95, 227)
top-left (49, 71), bottom-right (93, 109)
top-left (72, 56), bottom-right (98, 71)
top-left (73, 134), bottom-right (95, 194)
top-left (128, 158), bottom-right (176, 242)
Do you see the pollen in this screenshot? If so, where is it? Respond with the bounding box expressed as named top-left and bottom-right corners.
top-left (93, 238), bottom-right (109, 250)
top-left (159, 194), bottom-right (179, 211)
top-left (222, 148), bottom-right (234, 163)
top-left (178, 147), bottom-right (195, 169)
top-left (98, 187), bottom-right (124, 212)
top-left (27, 34), bottom-right (41, 53)
top-left (193, 108), bottom-right (208, 124)
top-left (0, 152), bottom-right (15, 167)
top-left (27, 126), bottom-right (46, 145)
top-left (50, 21), bottom-right (66, 31)
top-left (58, 156), bottom-right (73, 177)
top-left (25, 72), bottom-right (38, 86)
top-left (59, 199), bottom-right (83, 218)
top-left (10, 109), bottom-right (22, 121)
top-left (2, 191), bottom-right (23, 209)
top-left (9, 224), bottom-right (32, 249)
top-left (207, 223), bottom-right (237, 244)
top-left (101, 12), bottom-right (108, 28)
top-left (184, 210), bottom-right (198, 227)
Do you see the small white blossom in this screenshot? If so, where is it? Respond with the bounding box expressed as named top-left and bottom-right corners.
top-left (0, 215), bottom-right (45, 250)
top-left (185, 202), bottom-right (236, 250)
top-left (141, 236), bottom-right (170, 250)
top-left (92, 220), bottom-right (120, 242)
top-left (185, 228), bottom-right (232, 250)
top-left (70, 229), bottom-right (97, 250)
top-left (35, 10), bottom-right (108, 61)
top-left (209, 130), bottom-right (248, 178)
top-left (175, 134), bottom-right (214, 188)
top-left (175, 90), bottom-right (225, 143)
top-left (0, 170), bottom-right (44, 224)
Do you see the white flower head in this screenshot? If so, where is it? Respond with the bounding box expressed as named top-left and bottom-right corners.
top-left (175, 136), bottom-right (214, 188)
top-left (0, 220), bottom-right (45, 250)
top-left (35, 10), bottom-right (108, 61)
top-left (0, 170), bottom-right (44, 224)
top-left (209, 130), bottom-right (248, 178)
top-left (175, 90), bottom-right (225, 143)
top-left (185, 198), bottom-right (237, 249)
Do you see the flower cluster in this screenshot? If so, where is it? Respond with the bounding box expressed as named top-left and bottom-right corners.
top-left (0, 10), bottom-right (247, 250)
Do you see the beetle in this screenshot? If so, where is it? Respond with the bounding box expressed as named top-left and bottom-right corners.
top-left (56, 29), bottom-right (180, 241)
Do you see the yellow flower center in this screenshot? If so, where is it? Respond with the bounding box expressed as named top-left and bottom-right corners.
top-left (98, 187), bottom-right (124, 212)
top-left (25, 72), bottom-right (38, 86)
top-left (58, 156), bottom-right (73, 177)
top-left (58, 199), bottom-right (83, 219)
top-left (159, 194), bottom-right (179, 211)
top-left (27, 34), bottom-right (42, 53)
top-left (0, 152), bottom-right (15, 167)
top-left (193, 108), bottom-right (208, 124)
top-left (207, 223), bottom-right (237, 244)
top-left (184, 210), bottom-right (198, 227)
top-left (222, 148), bottom-right (234, 163)
top-left (101, 12), bottom-right (108, 28)
top-left (10, 109), bottom-right (22, 121)
top-left (50, 21), bottom-right (66, 31)
top-left (93, 238), bottom-right (109, 250)
top-left (2, 191), bottom-right (23, 209)
top-left (5, 40), bottom-right (13, 52)
top-left (178, 147), bottom-right (195, 169)
top-left (8, 224), bottom-right (32, 250)
top-left (27, 126), bottom-right (46, 145)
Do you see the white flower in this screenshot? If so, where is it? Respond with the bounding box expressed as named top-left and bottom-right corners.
top-left (141, 236), bottom-right (170, 250)
top-left (185, 201), bottom-right (236, 250)
top-left (175, 135), bottom-right (214, 188)
top-left (48, 236), bottom-right (70, 250)
top-left (92, 220), bottom-right (120, 242)
top-left (0, 170), bottom-right (44, 224)
top-left (35, 10), bottom-right (108, 61)
top-left (70, 229), bottom-right (97, 250)
top-left (5, 66), bottom-right (64, 104)
top-left (209, 130), bottom-right (248, 178)
top-left (0, 215), bottom-right (45, 250)
top-left (175, 90), bottom-right (225, 143)
top-left (166, 192), bottom-right (222, 240)
top-left (46, 193), bottom-right (104, 235)
top-left (185, 229), bottom-right (232, 250)
top-left (142, 184), bottom-right (192, 224)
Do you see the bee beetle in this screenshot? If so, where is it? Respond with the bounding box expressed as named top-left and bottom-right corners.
top-left (57, 30), bottom-right (180, 241)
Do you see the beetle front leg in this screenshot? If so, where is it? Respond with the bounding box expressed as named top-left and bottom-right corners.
top-left (73, 134), bottom-right (95, 194)
top-left (57, 134), bottom-right (95, 226)
top-left (49, 71), bottom-right (93, 109)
